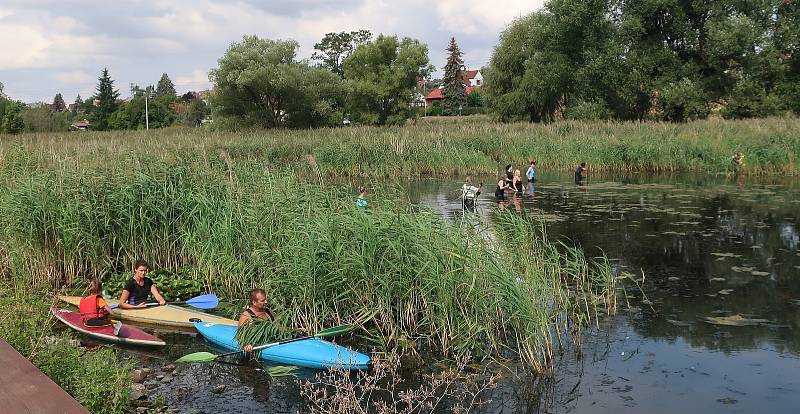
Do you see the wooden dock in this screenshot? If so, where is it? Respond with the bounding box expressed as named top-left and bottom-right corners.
top-left (0, 339), bottom-right (90, 414)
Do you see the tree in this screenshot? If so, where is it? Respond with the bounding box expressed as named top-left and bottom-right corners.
top-left (155, 73), bottom-right (176, 99)
top-left (20, 106), bottom-right (70, 132)
top-left (442, 37), bottom-right (467, 116)
top-left (312, 30), bottom-right (372, 78)
top-left (343, 35), bottom-right (433, 125)
top-left (2, 101), bottom-right (25, 134)
top-left (88, 68), bottom-right (120, 130)
top-left (210, 35), bottom-right (345, 128)
top-left (52, 93), bottom-right (65, 111)
top-left (72, 94), bottom-right (83, 116)
top-left (182, 98), bottom-right (209, 127)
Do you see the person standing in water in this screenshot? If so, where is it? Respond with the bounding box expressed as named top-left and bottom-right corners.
top-left (356, 186), bottom-right (368, 209)
top-left (526, 160), bottom-right (536, 183)
top-left (504, 164), bottom-right (514, 187)
top-left (574, 162), bottom-right (587, 184)
top-left (461, 176), bottom-right (482, 212)
top-left (512, 169), bottom-right (524, 194)
top-left (495, 175), bottom-right (515, 200)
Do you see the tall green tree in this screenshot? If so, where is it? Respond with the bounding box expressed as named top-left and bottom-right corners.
top-left (155, 73), bottom-right (177, 99)
top-left (442, 37), bottom-right (467, 116)
top-left (312, 30), bottom-right (372, 78)
top-left (88, 68), bottom-right (120, 130)
top-left (211, 35), bottom-right (345, 128)
top-left (343, 35), bottom-right (433, 125)
top-left (72, 94), bottom-right (83, 116)
top-left (52, 93), bottom-right (65, 111)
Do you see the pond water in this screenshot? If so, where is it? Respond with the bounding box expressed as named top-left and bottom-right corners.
top-left (405, 172), bottom-right (800, 413)
top-left (112, 172), bottom-right (800, 413)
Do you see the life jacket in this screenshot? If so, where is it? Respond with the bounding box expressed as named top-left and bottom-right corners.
top-left (79, 294), bottom-right (105, 322)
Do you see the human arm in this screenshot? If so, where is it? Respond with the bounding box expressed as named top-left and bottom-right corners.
top-left (118, 289), bottom-right (146, 309)
top-left (237, 313), bottom-right (256, 352)
top-left (150, 284), bottom-right (166, 306)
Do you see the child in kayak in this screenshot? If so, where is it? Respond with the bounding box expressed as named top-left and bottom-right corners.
top-left (238, 288), bottom-right (277, 352)
top-left (80, 279), bottom-right (114, 327)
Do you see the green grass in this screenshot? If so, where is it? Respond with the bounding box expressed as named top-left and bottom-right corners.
top-left (1, 116), bottom-right (798, 178)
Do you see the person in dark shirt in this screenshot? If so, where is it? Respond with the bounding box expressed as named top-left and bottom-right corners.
top-left (118, 259), bottom-right (166, 309)
top-left (575, 162), bottom-right (587, 184)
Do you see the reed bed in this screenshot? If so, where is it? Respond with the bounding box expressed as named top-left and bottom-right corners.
top-left (1, 116), bottom-right (797, 179)
top-left (0, 146), bottom-right (614, 371)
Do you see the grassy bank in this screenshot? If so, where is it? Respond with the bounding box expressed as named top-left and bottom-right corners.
top-left (0, 141), bottom-right (615, 373)
top-left (1, 116), bottom-right (798, 178)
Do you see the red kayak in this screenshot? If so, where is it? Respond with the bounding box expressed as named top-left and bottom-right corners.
top-left (52, 308), bottom-right (166, 347)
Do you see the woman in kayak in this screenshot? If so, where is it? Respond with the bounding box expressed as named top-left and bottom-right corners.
top-left (238, 288), bottom-right (277, 352)
top-left (118, 259), bottom-right (167, 309)
top-left (80, 279), bottom-right (114, 327)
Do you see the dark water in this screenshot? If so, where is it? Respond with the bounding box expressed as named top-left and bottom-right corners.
top-left (406, 172), bottom-right (800, 413)
top-left (112, 172), bottom-right (800, 413)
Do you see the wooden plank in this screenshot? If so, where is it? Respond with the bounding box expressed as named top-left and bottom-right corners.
top-left (0, 339), bottom-right (90, 414)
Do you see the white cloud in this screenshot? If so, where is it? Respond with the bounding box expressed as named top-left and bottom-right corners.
top-left (434, 0), bottom-right (543, 34)
top-left (174, 69), bottom-right (211, 91)
top-left (52, 70), bottom-right (93, 84)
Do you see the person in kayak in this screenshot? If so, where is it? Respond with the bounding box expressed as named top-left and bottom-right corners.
top-left (238, 288), bottom-right (277, 352)
top-left (80, 279), bottom-right (114, 327)
top-left (118, 259), bottom-right (167, 309)
top-left (356, 186), bottom-right (368, 209)
top-left (461, 176), bottom-right (482, 212)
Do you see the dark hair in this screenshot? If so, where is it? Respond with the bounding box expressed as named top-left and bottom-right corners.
top-left (249, 288), bottom-right (266, 305)
top-left (133, 259), bottom-right (150, 270)
top-left (530, 160), bottom-right (535, 165)
top-left (505, 164), bottom-right (512, 171)
top-left (87, 279), bottom-right (103, 295)
top-left (580, 162), bottom-right (586, 167)
top-left (358, 186), bottom-right (366, 194)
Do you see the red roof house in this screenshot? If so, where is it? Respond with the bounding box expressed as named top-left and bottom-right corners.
top-left (425, 70), bottom-right (483, 106)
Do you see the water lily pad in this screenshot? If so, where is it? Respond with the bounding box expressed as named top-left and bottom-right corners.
top-left (703, 314), bottom-right (770, 326)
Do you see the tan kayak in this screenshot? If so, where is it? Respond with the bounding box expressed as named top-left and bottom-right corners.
top-left (58, 296), bottom-right (237, 328)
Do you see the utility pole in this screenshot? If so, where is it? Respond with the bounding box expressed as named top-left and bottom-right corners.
top-left (145, 85), bottom-right (151, 130)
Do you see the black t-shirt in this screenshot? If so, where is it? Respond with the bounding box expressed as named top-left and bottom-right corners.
top-left (124, 277), bottom-right (154, 305)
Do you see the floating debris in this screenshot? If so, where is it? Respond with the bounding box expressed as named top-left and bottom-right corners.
top-left (710, 252), bottom-right (741, 258)
top-left (750, 271), bottom-right (770, 277)
top-left (667, 319), bottom-right (693, 327)
top-left (731, 266), bottom-right (755, 273)
top-left (668, 277), bottom-right (681, 281)
top-left (717, 289), bottom-right (734, 295)
top-left (703, 314), bottom-right (770, 326)
top-left (710, 277), bottom-right (726, 282)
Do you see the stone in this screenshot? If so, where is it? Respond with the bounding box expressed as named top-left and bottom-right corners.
top-left (136, 407), bottom-right (148, 414)
top-left (160, 374), bottom-right (173, 383)
top-left (212, 384), bottom-right (226, 394)
top-left (156, 374), bottom-right (164, 381)
top-left (142, 367), bottom-right (153, 376)
top-left (161, 364), bottom-right (176, 373)
top-left (129, 383), bottom-right (147, 401)
top-left (131, 369), bottom-right (147, 383)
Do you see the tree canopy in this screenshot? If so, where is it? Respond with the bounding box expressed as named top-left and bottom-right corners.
top-left (312, 30), bottom-right (372, 78)
top-left (155, 73), bottom-right (177, 99)
top-left (88, 68), bottom-right (120, 130)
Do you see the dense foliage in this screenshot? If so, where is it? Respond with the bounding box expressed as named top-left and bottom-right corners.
top-left (486, 0), bottom-right (800, 122)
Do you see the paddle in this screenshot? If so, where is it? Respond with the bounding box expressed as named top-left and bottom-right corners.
top-left (112, 293), bottom-right (219, 310)
top-left (176, 324), bottom-right (355, 363)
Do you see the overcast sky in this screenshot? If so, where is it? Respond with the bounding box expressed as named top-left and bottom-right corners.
top-left (0, 0), bottom-right (544, 103)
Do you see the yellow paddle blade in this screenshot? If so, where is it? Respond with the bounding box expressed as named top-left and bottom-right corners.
top-left (176, 352), bottom-right (218, 363)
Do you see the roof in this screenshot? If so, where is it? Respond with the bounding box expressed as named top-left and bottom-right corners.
top-left (463, 70), bottom-right (479, 82)
top-left (426, 88), bottom-right (444, 100)
top-left (71, 120), bottom-right (91, 128)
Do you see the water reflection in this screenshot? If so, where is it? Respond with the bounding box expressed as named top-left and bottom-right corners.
top-left (406, 172), bottom-right (800, 413)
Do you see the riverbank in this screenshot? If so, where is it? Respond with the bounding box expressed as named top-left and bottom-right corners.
top-left (2, 116), bottom-right (798, 178)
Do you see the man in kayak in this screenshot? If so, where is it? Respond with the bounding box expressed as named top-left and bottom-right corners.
top-left (80, 279), bottom-right (114, 327)
top-left (238, 288), bottom-right (277, 352)
top-left (118, 259), bottom-right (167, 309)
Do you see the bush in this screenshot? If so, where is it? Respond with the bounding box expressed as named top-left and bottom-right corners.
top-left (722, 77), bottom-right (784, 119)
top-left (566, 100), bottom-right (612, 121)
top-left (660, 78), bottom-right (709, 122)
top-left (427, 101), bottom-right (443, 116)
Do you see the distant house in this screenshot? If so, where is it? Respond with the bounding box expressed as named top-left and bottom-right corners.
top-left (71, 120), bottom-right (91, 130)
top-left (425, 70), bottom-right (483, 107)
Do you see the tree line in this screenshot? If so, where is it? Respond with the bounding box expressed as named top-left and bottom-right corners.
top-left (485, 0), bottom-right (800, 122)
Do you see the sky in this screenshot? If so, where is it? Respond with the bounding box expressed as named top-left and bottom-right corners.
top-left (0, 0), bottom-right (544, 103)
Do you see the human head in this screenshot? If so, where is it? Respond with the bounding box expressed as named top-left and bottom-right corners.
top-left (133, 259), bottom-right (150, 279)
top-left (514, 169), bottom-right (521, 177)
top-left (580, 162), bottom-right (586, 168)
top-left (249, 288), bottom-right (267, 309)
top-left (505, 164), bottom-right (512, 172)
top-left (87, 279), bottom-right (103, 295)
top-left (530, 160), bottom-right (535, 166)
top-left (358, 186), bottom-right (366, 196)
top-left (465, 175), bottom-right (473, 184)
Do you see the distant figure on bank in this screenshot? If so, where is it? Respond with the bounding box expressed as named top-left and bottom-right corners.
top-left (239, 288), bottom-right (277, 352)
top-left (732, 152), bottom-right (745, 168)
top-left (526, 160), bottom-right (536, 183)
top-left (512, 169), bottom-right (524, 194)
top-left (80, 279), bottom-right (114, 327)
top-left (356, 186), bottom-right (368, 209)
top-left (575, 162), bottom-right (587, 184)
top-left (461, 176), bottom-right (482, 212)
top-left (118, 259), bottom-right (167, 309)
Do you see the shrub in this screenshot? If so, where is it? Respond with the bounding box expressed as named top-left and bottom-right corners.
top-left (660, 78), bottom-right (709, 122)
top-left (566, 100), bottom-right (612, 121)
top-left (722, 77), bottom-right (784, 119)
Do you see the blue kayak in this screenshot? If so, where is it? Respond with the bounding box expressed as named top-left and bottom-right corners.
top-left (193, 322), bottom-right (371, 370)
